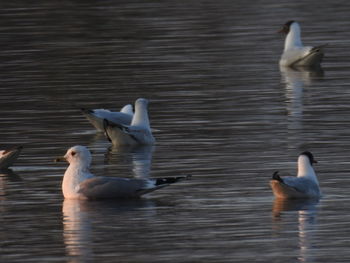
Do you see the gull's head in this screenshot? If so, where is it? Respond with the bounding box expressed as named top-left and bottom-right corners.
top-left (279, 20), bottom-right (296, 35)
top-left (299, 151), bottom-right (317, 166)
top-left (62, 145), bottom-right (92, 167)
top-left (135, 98), bottom-right (149, 109)
top-left (131, 98), bottom-right (151, 128)
top-left (120, 104), bottom-right (134, 116)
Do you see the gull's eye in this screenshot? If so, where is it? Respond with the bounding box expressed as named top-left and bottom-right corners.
top-left (71, 151), bottom-right (76, 156)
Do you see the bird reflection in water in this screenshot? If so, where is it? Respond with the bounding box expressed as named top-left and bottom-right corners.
top-left (107, 145), bottom-right (154, 179)
top-left (62, 198), bottom-right (156, 262)
top-left (280, 65), bottom-right (323, 150)
top-left (272, 198), bottom-right (319, 263)
top-left (62, 199), bottom-right (94, 263)
top-left (86, 129), bottom-right (154, 180)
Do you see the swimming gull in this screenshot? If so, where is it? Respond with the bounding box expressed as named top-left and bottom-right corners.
top-left (56, 145), bottom-right (189, 200)
top-left (103, 98), bottom-right (155, 146)
top-left (270, 151), bottom-right (321, 199)
top-left (279, 20), bottom-right (325, 67)
top-left (81, 104), bottom-right (133, 132)
top-left (0, 146), bottom-right (23, 170)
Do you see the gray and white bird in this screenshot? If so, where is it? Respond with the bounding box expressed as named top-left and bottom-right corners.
top-left (0, 146), bottom-right (23, 170)
top-left (56, 145), bottom-right (189, 200)
top-left (270, 151), bottom-right (321, 199)
top-left (81, 104), bottom-right (133, 132)
top-left (279, 20), bottom-right (325, 67)
top-left (104, 98), bottom-right (155, 146)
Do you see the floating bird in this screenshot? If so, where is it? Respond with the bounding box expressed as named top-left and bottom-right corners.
top-left (81, 104), bottom-right (133, 132)
top-left (56, 145), bottom-right (190, 200)
top-left (0, 146), bottom-right (23, 170)
top-left (103, 98), bottom-right (155, 146)
top-left (270, 151), bottom-right (321, 199)
top-left (279, 20), bottom-right (325, 67)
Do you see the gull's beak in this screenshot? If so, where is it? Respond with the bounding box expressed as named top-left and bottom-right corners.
top-left (278, 26), bottom-right (288, 34)
top-left (54, 156), bottom-right (66, 163)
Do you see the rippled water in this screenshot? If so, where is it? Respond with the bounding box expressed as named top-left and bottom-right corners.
top-left (1, 1), bottom-right (350, 262)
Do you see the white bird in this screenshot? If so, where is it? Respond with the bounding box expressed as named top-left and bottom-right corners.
top-left (279, 20), bottom-right (325, 67)
top-left (56, 145), bottom-right (190, 200)
top-left (270, 151), bottom-right (321, 199)
top-left (81, 104), bottom-right (133, 132)
top-left (0, 146), bottom-right (23, 170)
top-left (103, 98), bottom-right (155, 146)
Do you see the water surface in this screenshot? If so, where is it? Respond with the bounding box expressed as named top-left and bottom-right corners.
top-left (1, 1), bottom-right (350, 262)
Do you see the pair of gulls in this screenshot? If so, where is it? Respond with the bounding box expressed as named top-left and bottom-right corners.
top-left (57, 146), bottom-right (320, 200)
top-left (56, 145), bottom-right (321, 199)
top-left (272, 21), bottom-right (323, 198)
top-left (81, 97), bottom-right (155, 146)
top-left (81, 20), bottom-right (325, 145)
top-left (59, 98), bottom-right (188, 200)
top-left (2, 144), bottom-right (320, 200)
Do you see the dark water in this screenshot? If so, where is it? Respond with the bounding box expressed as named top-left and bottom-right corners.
top-left (1, 1), bottom-right (350, 262)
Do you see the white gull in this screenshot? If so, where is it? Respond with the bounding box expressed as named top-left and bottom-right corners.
top-left (56, 145), bottom-right (189, 200)
top-left (103, 98), bottom-right (155, 146)
top-left (279, 20), bottom-right (325, 67)
top-left (270, 151), bottom-right (321, 199)
top-left (81, 104), bottom-right (133, 132)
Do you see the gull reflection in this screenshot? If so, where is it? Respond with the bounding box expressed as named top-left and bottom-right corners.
top-left (62, 199), bottom-right (156, 262)
top-left (62, 199), bottom-right (94, 263)
top-left (280, 65), bottom-right (323, 150)
top-left (107, 145), bottom-right (154, 179)
top-left (86, 130), bottom-right (154, 179)
top-left (272, 198), bottom-right (319, 263)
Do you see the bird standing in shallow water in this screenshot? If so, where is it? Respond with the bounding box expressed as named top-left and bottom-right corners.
top-left (270, 151), bottom-right (321, 199)
top-left (56, 145), bottom-right (190, 200)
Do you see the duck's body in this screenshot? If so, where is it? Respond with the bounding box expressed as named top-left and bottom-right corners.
top-left (270, 151), bottom-right (321, 199)
top-left (104, 98), bottom-right (155, 146)
top-left (58, 146), bottom-right (188, 200)
top-left (279, 21), bottom-right (324, 67)
top-left (0, 146), bottom-right (23, 170)
top-left (82, 104), bottom-right (133, 132)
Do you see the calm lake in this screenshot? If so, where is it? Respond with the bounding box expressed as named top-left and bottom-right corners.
top-left (1, 1), bottom-right (350, 262)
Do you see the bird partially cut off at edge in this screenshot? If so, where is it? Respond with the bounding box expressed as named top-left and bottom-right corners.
top-left (0, 146), bottom-right (23, 170)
